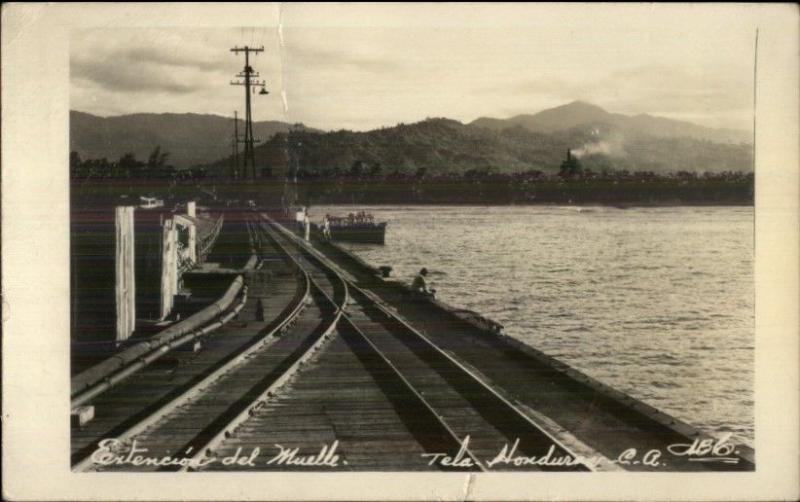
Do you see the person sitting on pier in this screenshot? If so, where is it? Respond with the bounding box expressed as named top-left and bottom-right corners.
top-left (410, 268), bottom-right (435, 299)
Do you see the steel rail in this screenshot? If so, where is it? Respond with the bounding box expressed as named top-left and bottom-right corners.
top-left (73, 272), bottom-right (310, 471)
top-left (313, 226), bottom-right (756, 471)
top-left (71, 280), bottom-right (248, 410)
top-left (248, 220), bottom-right (484, 471)
top-left (262, 213), bottom-right (594, 471)
top-left (176, 219), bottom-right (350, 471)
top-left (347, 284), bottom-right (592, 471)
top-left (73, 216), bottom-right (264, 407)
top-left (73, 218), bottom-right (312, 471)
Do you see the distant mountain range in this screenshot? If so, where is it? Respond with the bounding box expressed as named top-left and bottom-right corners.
top-left (208, 118), bottom-right (752, 179)
top-left (470, 101), bottom-right (751, 145)
top-left (70, 111), bottom-right (315, 169)
top-left (71, 101), bottom-right (752, 174)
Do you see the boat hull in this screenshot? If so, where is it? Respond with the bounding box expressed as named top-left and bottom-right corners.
top-left (330, 222), bottom-right (387, 244)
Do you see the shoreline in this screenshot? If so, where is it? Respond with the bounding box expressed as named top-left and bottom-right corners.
top-left (305, 201), bottom-right (755, 209)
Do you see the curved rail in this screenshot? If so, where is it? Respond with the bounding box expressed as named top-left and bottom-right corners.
top-left (180, 280), bottom-right (346, 471)
top-left (345, 283), bottom-right (591, 471)
top-left (73, 216), bottom-right (264, 407)
top-left (76, 216), bottom-right (339, 472)
top-left (268, 212), bottom-right (757, 472)
top-left (73, 220), bottom-right (312, 471)
top-left (258, 216), bottom-right (591, 471)
top-left (71, 276), bottom-right (248, 409)
top-left (175, 218), bottom-right (350, 470)
top-left (74, 280), bottom-right (310, 471)
top-left (204, 218), bottom-right (484, 471)
top-left (336, 308), bottom-right (485, 470)
top-left (75, 213), bottom-right (593, 472)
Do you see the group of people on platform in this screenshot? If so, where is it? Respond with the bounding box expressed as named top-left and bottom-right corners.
top-left (320, 211), bottom-right (377, 241)
top-left (327, 211), bottom-right (375, 227)
top-left (294, 206), bottom-right (435, 299)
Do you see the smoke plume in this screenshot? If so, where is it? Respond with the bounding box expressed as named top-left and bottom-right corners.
top-left (572, 131), bottom-right (626, 158)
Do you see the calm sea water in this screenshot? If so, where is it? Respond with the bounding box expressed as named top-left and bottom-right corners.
top-left (314, 205), bottom-right (754, 446)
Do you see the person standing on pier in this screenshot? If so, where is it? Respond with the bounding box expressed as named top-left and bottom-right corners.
top-left (303, 211), bottom-right (311, 242)
top-left (323, 215), bottom-right (332, 241)
top-left (295, 206), bottom-right (306, 233)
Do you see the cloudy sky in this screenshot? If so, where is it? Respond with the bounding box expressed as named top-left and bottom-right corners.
top-left (70, 4), bottom-right (757, 132)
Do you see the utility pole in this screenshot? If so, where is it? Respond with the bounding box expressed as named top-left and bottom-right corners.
top-left (230, 45), bottom-right (268, 179)
top-left (231, 111), bottom-right (239, 179)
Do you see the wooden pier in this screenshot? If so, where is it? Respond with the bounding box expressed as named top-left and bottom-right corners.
top-left (70, 209), bottom-right (755, 472)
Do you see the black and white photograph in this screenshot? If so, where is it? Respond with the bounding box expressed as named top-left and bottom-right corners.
top-left (2, 3), bottom-right (798, 500)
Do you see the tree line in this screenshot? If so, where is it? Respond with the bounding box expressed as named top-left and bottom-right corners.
top-left (70, 147), bottom-right (207, 181)
top-left (289, 157), bottom-right (754, 206)
top-left (289, 158), bottom-right (754, 184)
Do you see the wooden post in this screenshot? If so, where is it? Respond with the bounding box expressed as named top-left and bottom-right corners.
top-left (188, 223), bottom-right (197, 263)
top-left (174, 215), bottom-right (197, 264)
top-left (186, 202), bottom-right (197, 262)
top-left (115, 206), bottom-right (136, 342)
top-left (160, 218), bottom-right (178, 319)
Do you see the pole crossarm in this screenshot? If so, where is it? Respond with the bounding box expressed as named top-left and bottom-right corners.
top-left (230, 45), bottom-right (264, 54)
top-left (230, 80), bottom-right (266, 86)
top-left (234, 71), bottom-right (264, 78)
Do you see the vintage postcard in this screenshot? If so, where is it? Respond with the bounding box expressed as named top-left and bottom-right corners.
top-left (2, 3), bottom-right (798, 501)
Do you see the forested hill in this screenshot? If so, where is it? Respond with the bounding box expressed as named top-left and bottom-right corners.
top-left (72, 101), bottom-right (752, 177)
top-left (209, 117), bottom-right (753, 178)
top-left (70, 111), bottom-right (316, 169)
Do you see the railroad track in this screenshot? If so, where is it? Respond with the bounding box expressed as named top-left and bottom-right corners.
top-left (71, 216), bottom-right (310, 471)
top-left (73, 214), bottom-right (593, 472)
top-left (193, 215), bottom-right (592, 471)
top-left (188, 217), bottom-right (481, 471)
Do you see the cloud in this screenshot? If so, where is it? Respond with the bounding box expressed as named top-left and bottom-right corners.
top-left (68, 23), bottom-right (756, 132)
top-left (120, 47), bottom-right (225, 72)
top-left (285, 44), bottom-right (401, 74)
top-left (70, 34), bottom-right (234, 95)
top-left (72, 57), bottom-right (202, 93)
top-left (69, 28), bottom-right (288, 121)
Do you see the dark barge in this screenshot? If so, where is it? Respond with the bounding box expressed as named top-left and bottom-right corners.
top-left (326, 211), bottom-right (387, 244)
